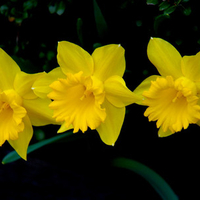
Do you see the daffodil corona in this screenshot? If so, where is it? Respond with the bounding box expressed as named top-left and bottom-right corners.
top-left (34, 41), bottom-right (139, 145)
top-left (48, 71), bottom-right (107, 133)
top-left (0, 48), bottom-right (55, 160)
top-left (0, 90), bottom-right (26, 145)
top-left (134, 37), bottom-right (200, 137)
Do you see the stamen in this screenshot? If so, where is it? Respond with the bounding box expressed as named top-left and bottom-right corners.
top-left (172, 91), bottom-right (182, 102)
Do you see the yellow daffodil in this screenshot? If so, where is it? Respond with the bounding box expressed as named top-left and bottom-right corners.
top-left (33, 41), bottom-right (139, 145)
top-left (0, 48), bottom-right (55, 160)
top-left (134, 37), bottom-right (200, 137)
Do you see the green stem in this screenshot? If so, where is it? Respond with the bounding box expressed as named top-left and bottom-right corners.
top-left (2, 131), bottom-right (74, 164)
top-left (112, 157), bottom-right (179, 200)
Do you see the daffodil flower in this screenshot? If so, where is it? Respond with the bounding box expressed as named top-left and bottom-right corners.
top-left (0, 48), bottom-right (55, 160)
top-left (33, 41), bottom-right (139, 145)
top-left (134, 37), bottom-right (200, 137)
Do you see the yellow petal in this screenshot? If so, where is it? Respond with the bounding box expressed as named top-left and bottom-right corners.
top-left (96, 99), bottom-right (125, 146)
top-left (133, 75), bottom-right (159, 105)
top-left (0, 48), bottom-right (21, 90)
top-left (158, 128), bottom-right (174, 137)
top-left (147, 37), bottom-right (182, 79)
top-left (196, 120), bottom-right (200, 127)
top-left (14, 71), bottom-right (45, 99)
top-left (92, 44), bottom-right (125, 81)
top-left (32, 67), bottom-right (66, 99)
top-left (57, 122), bottom-right (73, 133)
top-left (8, 115), bottom-right (33, 160)
top-left (57, 41), bottom-right (94, 76)
top-left (23, 98), bottom-right (56, 126)
top-left (195, 82), bottom-right (200, 93)
top-left (181, 52), bottom-right (200, 82)
top-left (104, 75), bottom-right (140, 107)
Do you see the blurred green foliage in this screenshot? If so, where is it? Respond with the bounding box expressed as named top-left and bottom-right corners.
top-left (0, 0), bottom-right (197, 74)
top-left (0, 0), bottom-right (69, 24)
top-left (48, 0), bottom-right (67, 15)
top-left (146, 0), bottom-right (191, 32)
top-left (0, 0), bottom-right (38, 24)
top-left (0, 0), bottom-right (72, 73)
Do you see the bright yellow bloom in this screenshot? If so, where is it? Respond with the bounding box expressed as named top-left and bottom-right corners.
top-left (134, 37), bottom-right (200, 137)
top-left (33, 41), bottom-right (139, 145)
top-left (0, 48), bottom-right (55, 160)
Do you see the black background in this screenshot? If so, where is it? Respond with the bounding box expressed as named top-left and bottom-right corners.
top-left (0, 0), bottom-right (199, 199)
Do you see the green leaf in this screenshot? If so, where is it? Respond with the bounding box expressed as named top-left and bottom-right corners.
top-left (77, 18), bottom-right (84, 46)
top-left (175, 39), bottom-right (183, 46)
top-left (136, 20), bottom-right (142, 27)
top-left (56, 1), bottom-right (66, 15)
top-left (47, 50), bottom-right (55, 61)
top-left (164, 6), bottom-right (176, 15)
top-left (23, 0), bottom-right (37, 11)
top-left (159, 1), bottom-right (170, 11)
top-left (154, 14), bottom-right (170, 33)
top-left (146, 0), bottom-right (159, 5)
top-left (22, 11), bottom-right (28, 19)
top-left (112, 157), bottom-right (179, 200)
top-left (15, 18), bottom-right (23, 24)
top-left (49, 5), bottom-right (56, 14)
top-left (10, 7), bottom-right (17, 15)
top-left (183, 7), bottom-right (191, 16)
top-left (0, 5), bottom-right (9, 15)
top-left (2, 131), bottom-right (74, 164)
top-left (93, 0), bottom-right (108, 38)
top-left (93, 42), bottom-right (102, 50)
top-left (34, 128), bottom-right (46, 141)
top-left (12, 56), bottom-right (38, 73)
top-left (143, 69), bottom-right (149, 76)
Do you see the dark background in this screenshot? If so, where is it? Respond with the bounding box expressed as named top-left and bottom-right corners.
top-left (0, 0), bottom-right (199, 199)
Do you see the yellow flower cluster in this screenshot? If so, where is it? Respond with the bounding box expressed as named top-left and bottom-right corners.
top-left (1, 37), bottom-right (200, 160)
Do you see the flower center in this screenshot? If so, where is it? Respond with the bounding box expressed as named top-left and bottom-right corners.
top-left (48, 71), bottom-right (106, 133)
top-left (143, 76), bottom-right (200, 134)
top-left (0, 90), bottom-right (27, 145)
